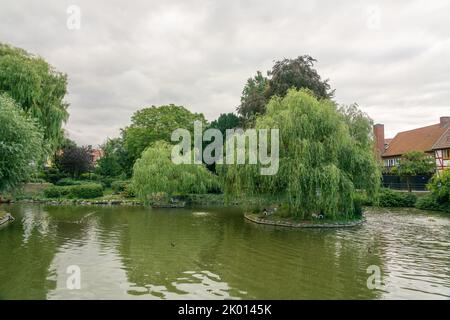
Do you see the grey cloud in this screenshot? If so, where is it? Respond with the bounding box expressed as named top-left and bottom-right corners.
top-left (0, 0), bottom-right (449, 145)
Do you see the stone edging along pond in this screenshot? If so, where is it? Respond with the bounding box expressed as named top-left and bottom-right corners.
top-left (244, 212), bottom-right (365, 228)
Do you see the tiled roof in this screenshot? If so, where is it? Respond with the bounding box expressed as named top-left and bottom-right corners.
top-left (383, 123), bottom-right (448, 157)
top-left (432, 127), bottom-right (450, 150)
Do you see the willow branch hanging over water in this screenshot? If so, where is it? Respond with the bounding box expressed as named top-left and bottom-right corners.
top-left (219, 89), bottom-right (380, 220)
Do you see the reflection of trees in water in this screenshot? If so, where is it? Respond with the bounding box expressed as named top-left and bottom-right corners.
top-left (0, 205), bottom-right (59, 299)
top-left (113, 208), bottom-right (238, 299)
top-left (0, 205), bottom-right (390, 299)
top-left (202, 221), bottom-right (386, 299)
top-left (112, 207), bottom-right (386, 299)
top-left (0, 205), bottom-right (98, 299)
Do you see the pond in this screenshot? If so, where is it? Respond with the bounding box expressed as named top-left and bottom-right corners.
top-left (0, 204), bottom-right (449, 300)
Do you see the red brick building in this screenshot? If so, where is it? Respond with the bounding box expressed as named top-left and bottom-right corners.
top-left (88, 147), bottom-right (104, 166)
top-left (374, 117), bottom-right (450, 173)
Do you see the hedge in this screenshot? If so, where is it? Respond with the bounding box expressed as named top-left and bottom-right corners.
top-left (416, 194), bottom-right (450, 213)
top-left (70, 184), bottom-right (104, 198)
top-left (377, 188), bottom-right (417, 207)
top-left (110, 180), bottom-right (135, 198)
top-left (44, 186), bottom-right (68, 198)
top-left (44, 183), bottom-right (103, 199)
top-left (55, 178), bottom-right (84, 186)
top-left (111, 180), bottom-right (128, 194)
top-left (100, 177), bottom-right (115, 188)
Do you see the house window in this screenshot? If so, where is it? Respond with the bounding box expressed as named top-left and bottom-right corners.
top-left (443, 149), bottom-right (450, 160)
top-left (384, 158), bottom-right (398, 167)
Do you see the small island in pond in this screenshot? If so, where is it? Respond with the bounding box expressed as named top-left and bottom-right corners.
top-left (244, 212), bottom-right (364, 228)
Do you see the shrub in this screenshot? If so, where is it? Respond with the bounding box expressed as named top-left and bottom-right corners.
top-left (111, 180), bottom-right (128, 194)
top-left (69, 184), bottom-right (104, 199)
top-left (123, 183), bottom-right (135, 198)
top-left (353, 192), bottom-right (373, 206)
top-left (44, 184), bottom-right (103, 199)
top-left (55, 178), bottom-right (84, 186)
top-left (401, 193), bottom-right (417, 207)
top-left (44, 185), bottom-right (71, 198)
top-left (44, 186), bottom-right (62, 198)
top-left (416, 194), bottom-right (447, 212)
top-left (377, 188), bottom-right (417, 207)
top-left (352, 197), bottom-right (362, 216)
top-left (427, 169), bottom-right (450, 204)
top-left (100, 177), bottom-right (115, 188)
top-left (111, 180), bottom-right (135, 197)
top-left (28, 177), bottom-right (46, 183)
top-left (350, 192), bottom-right (373, 216)
top-left (415, 170), bottom-right (450, 213)
top-left (41, 167), bottom-right (68, 184)
top-left (80, 172), bottom-right (100, 181)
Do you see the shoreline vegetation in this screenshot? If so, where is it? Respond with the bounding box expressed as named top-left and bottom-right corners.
top-left (1, 181), bottom-right (447, 229)
top-left (0, 184), bottom-right (445, 213)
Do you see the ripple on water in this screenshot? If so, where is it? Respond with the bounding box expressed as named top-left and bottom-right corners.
top-left (0, 204), bottom-right (449, 299)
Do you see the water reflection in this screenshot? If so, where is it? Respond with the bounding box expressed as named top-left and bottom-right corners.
top-left (47, 217), bottom-right (130, 299)
top-left (0, 204), bottom-right (449, 299)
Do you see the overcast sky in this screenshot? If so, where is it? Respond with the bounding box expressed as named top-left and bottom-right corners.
top-left (1, 0), bottom-right (449, 145)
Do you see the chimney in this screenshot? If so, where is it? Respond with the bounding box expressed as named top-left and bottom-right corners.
top-left (440, 116), bottom-right (450, 127)
top-left (373, 124), bottom-right (385, 156)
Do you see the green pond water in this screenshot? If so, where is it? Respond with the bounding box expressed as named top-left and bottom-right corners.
top-left (0, 204), bottom-right (449, 300)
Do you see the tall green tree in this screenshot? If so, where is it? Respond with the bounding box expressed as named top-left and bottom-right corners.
top-left (96, 137), bottom-right (131, 177)
top-left (392, 151), bottom-right (435, 192)
top-left (339, 104), bottom-right (373, 148)
top-left (338, 104), bottom-right (380, 190)
top-left (266, 55), bottom-right (334, 100)
top-left (0, 94), bottom-right (45, 195)
top-left (220, 89), bottom-right (379, 220)
top-left (237, 71), bottom-right (268, 122)
top-left (209, 113), bottom-right (241, 134)
top-left (0, 43), bottom-right (69, 151)
top-left (122, 104), bottom-right (206, 164)
top-left (205, 112), bottom-right (241, 173)
top-left (237, 56), bottom-right (334, 123)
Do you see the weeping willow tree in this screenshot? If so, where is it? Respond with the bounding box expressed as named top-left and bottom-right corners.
top-left (0, 94), bottom-right (45, 196)
top-left (131, 141), bottom-right (220, 203)
top-left (219, 89), bottom-right (380, 220)
top-left (0, 43), bottom-right (69, 152)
